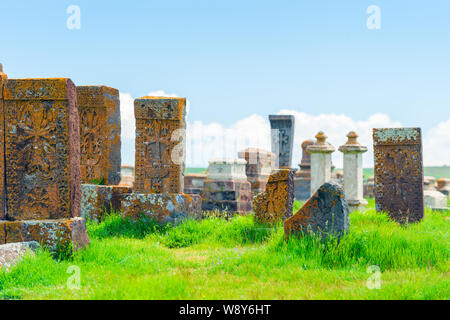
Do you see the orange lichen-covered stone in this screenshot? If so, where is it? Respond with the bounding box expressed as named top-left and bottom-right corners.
top-left (284, 182), bottom-right (349, 239)
top-left (0, 64), bottom-right (7, 220)
top-left (121, 193), bottom-right (201, 224)
top-left (81, 184), bottom-right (132, 222)
top-left (253, 169), bottom-right (294, 224)
top-left (0, 218), bottom-right (90, 251)
top-left (134, 97), bottom-right (186, 194)
top-left (3, 78), bottom-right (81, 221)
top-left (77, 86), bottom-right (121, 185)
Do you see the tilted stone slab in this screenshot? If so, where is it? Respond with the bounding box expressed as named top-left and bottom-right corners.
top-left (121, 193), bottom-right (201, 224)
top-left (253, 169), bottom-right (294, 224)
top-left (134, 97), bottom-right (186, 194)
top-left (0, 218), bottom-right (90, 251)
top-left (81, 184), bottom-right (132, 222)
top-left (284, 182), bottom-right (349, 239)
top-left (373, 128), bottom-right (424, 223)
top-left (77, 86), bottom-right (121, 185)
top-left (3, 78), bottom-right (81, 220)
top-left (0, 65), bottom-right (7, 219)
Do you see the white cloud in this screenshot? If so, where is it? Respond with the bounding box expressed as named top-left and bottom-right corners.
top-left (424, 118), bottom-right (450, 166)
top-left (119, 93), bottom-right (450, 168)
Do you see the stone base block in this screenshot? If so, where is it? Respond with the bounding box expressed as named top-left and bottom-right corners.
top-left (294, 177), bottom-right (311, 201)
top-left (81, 184), bottom-right (132, 222)
top-left (424, 190), bottom-right (447, 209)
top-left (347, 199), bottom-right (368, 212)
top-left (202, 200), bottom-right (252, 213)
top-left (201, 179), bottom-right (252, 213)
top-left (247, 177), bottom-right (269, 195)
top-left (184, 187), bottom-right (203, 195)
top-left (0, 218), bottom-right (90, 252)
top-left (0, 241), bottom-right (40, 271)
top-left (121, 193), bottom-right (202, 224)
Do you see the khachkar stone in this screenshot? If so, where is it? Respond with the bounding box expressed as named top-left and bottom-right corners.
top-left (284, 182), bottom-right (349, 240)
top-left (237, 148), bottom-right (276, 195)
top-left (338, 131), bottom-right (368, 212)
top-left (0, 64), bottom-right (7, 220)
top-left (269, 115), bottom-right (295, 169)
top-left (201, 159), bottom-right (252, 213)
top-left (294, 140), bottom-right (314, 200)
top-left (307, 132), bottom-right (335, 195)
top-left (373, 128), bottom-right (424, 223)
top-left (77, 86), bottom-right (121, 185)
top-left (121, 96), bottom-right (201, 224)
top-left (0, 77), bottom-right (89, 251)
top-left (253, 169), bottom-right (295, 224)
top-left (134, 96), bottom-right (186, 194)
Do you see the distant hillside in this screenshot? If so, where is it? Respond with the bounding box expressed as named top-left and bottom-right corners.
top-left (186, 166), bottom-right (450, 179)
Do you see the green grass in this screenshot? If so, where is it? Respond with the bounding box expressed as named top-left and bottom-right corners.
top-left (0, 201), bottom-right (448, 300)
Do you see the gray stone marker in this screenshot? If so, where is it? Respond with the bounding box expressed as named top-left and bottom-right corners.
top-left (269, 115), bottom-right (295, 169)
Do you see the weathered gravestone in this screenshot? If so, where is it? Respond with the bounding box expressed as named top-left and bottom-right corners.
top-left (201, 159), bottom-right (252, 214)
top-left (294, 140), bottom-right (314, 201)
top-left (373, 128), bottom-right (424, 223)
top-left (253, 169), bottom-right (295, 224)
top-left (237, 148), bottom-right (275, 195)
top-left (0, 64), bottom-right (6, 220)
top-left (424, 190), bottom-right (447, 209)
top-left (77, 86), bottom-right (121, 185)
top-left (0, 75), bottom-right (89, 251)
top-left (121, 97), bottom-right (201, 223)
top-left (284, 182), bottom-right (349, 239)
top-left (269, 115), bottom-right (295, 169)
top-left (437, 178), bottom-right (450, 196)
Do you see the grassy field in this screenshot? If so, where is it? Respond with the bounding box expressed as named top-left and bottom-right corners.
top-left (186, 167), bottom-right (450, 179)
top-left (0, 199), bottom-right (448, 300)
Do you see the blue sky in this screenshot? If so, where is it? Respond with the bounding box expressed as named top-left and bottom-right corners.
top-left (1, 0), bottom-right (449, 167)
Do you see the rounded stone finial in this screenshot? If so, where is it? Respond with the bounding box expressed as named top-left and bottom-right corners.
top-left (339, 131), bottom-right (367, 154)
top-left (306, 131), bottom-right (335, 154)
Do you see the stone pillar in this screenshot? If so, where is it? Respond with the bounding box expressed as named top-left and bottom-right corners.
top-left (201, 159), bottom-right (252, 214)
top-left (307, 132), bottom-right (335, 195)
top-left (237, 148), bottom-right (276, 195)
top-left (77, 86), bottom-right (121, 185)
top-left (338, 131), bottom-right (368, 212)
top-left (373, 128), bottom-right (424, 223)
top-left (269, 115), bottom-right (295, 169)
top-left (294, 140), bottom-right (314, 200)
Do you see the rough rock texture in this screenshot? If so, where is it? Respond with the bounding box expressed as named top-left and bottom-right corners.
top-left (77, 86), bottom-right (121, 185)
top-left (269, 115), bottom-right (295, 169)
top-left (134, 97), bottom-right (186, 194)
top-left (284, 182), bottom-right (349, 239)
top-left (121, 193), bottom-right (202, 224)
top-left (201, 179), bottom-right (252, 213)
top-left (373, 128), bottom-right (424, 223)
top-left (0, 241), bottom-right (39, 271)
top-left (0, 65), bottom-right (7, 219)
top-left (253, 169), bottom-right (295, 224)
top-left (0, 218), bottom-right (89, 251)
top-left (3, 78), bottom-right (81, 220)
top-left (294, 140), bottom-right (314, 201)
top-left (81, 184), bottom-right (132, 222)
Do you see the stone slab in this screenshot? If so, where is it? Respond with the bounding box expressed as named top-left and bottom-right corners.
top-left (0, 218), bottom-right (89, 251)
top-left (134, 97), bottom-right (186, 194)
top-left (253, 169), bottom-right (295, 224)
top-left (285, 182), bottom-right (349, 239)
top-left (0, 241), bottom-right (39, 272)
top-left (77, 86), bottom-right (121, 185)
top-left (81, 184), bottom-right (132, 222)
top-left (3, 78), bottom-right (81, 220)
top-left (269, 115), bottom-right (295, 169)
top-left (373, 128), bottom-right (424, 223)
top-left (121, 193), bottom-right (201, 224)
